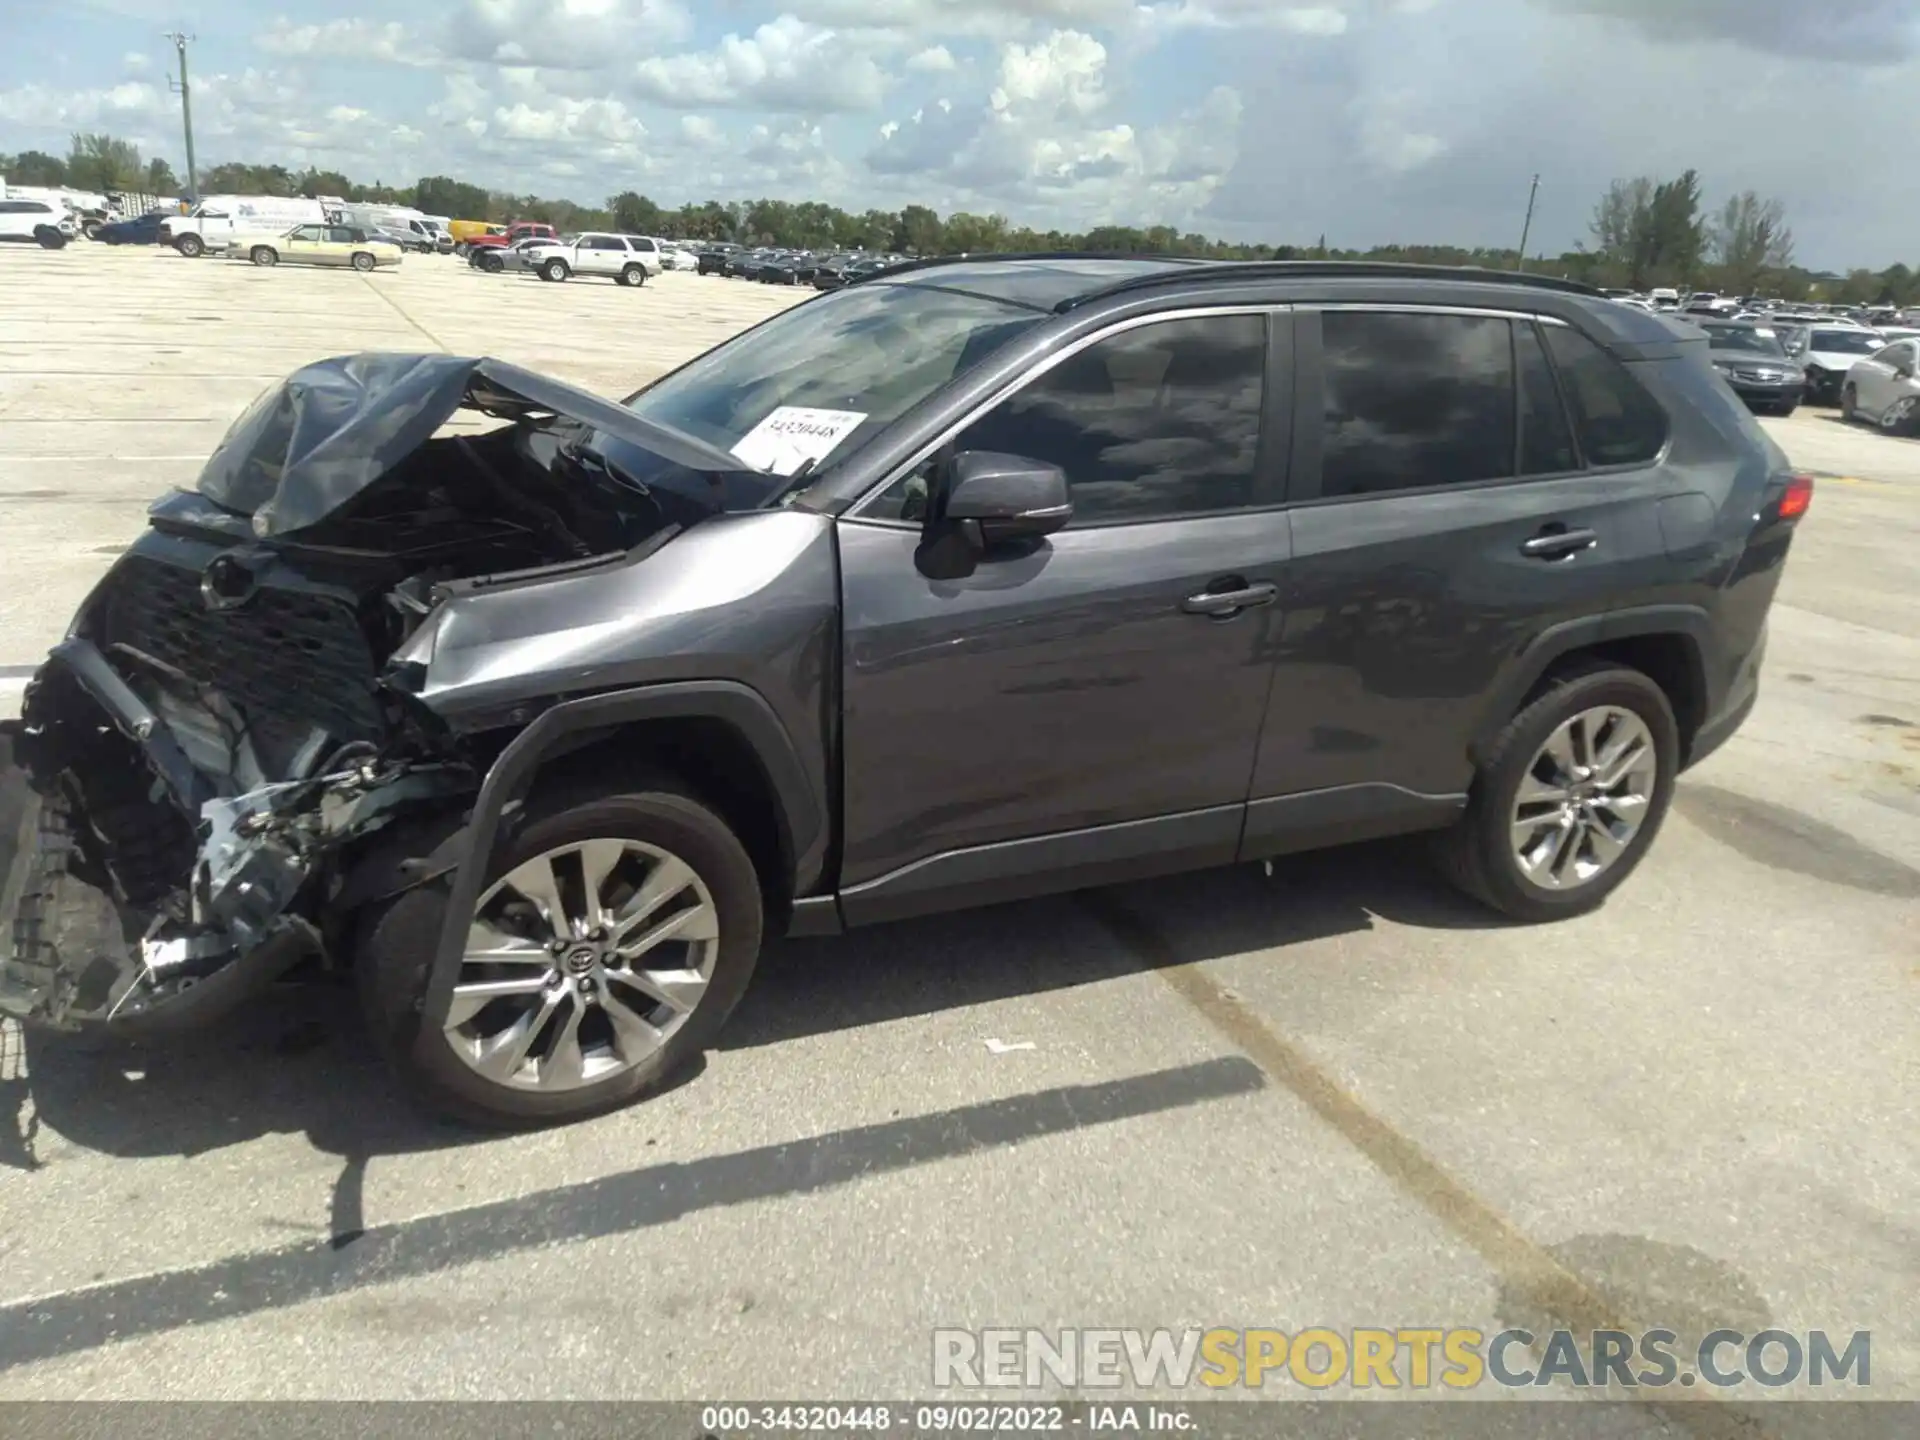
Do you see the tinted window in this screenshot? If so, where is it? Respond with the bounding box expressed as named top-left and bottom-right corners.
top-left (1543, 326), bottom-right (1668, 467)
top-left (327, 227), bottom-right (356, 243)
top-left (1517, 323), bottom-right (1578, 476)
top-left (1320, 311), bottom-right (1515, 497)
top-left (950, 313), bottom-right (1267, 525)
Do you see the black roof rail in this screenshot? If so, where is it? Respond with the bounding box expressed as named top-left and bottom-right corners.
top-left (1059, 259), bottom-right (1603, 310)
top-left (856, 250), bottom-right (1213, 282)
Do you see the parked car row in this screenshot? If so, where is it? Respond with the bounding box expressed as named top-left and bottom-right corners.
top-left (468, 231), bottom-right (667, 285)
top-left (1692, 315), bottom-right (1919, 434)
top-left (691, 244), bottom-right (910, 287)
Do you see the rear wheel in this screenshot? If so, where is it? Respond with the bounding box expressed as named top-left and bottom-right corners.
top-left (250, 245), bottom-right (278, 267)
top-left (542, 258), bottom-right (570, 282)
top-left (357, 782), bottom-right (764, 1128)
top-left (33, 227), bottom-right (67, 250)
top-left (480, 251), bottom-right (504, 273)
top-left (619, 263), bottom-right (645, 287)
top-left (351, 251), bottom-right (377, 272)
top-left (1433, 661), bottom-right (1679, 922)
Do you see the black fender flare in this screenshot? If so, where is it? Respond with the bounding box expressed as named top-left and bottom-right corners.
top-left (1469, 604), bottom-right (1716, 765)
top-left (418, 681), bottom-right (824, 1027)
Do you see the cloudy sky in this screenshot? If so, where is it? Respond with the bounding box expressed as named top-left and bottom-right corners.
top-left (1, 0), bottom-right (1914, 269)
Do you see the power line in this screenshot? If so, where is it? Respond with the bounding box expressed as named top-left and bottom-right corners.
top-left (163, 30), bottom-right (198, 200)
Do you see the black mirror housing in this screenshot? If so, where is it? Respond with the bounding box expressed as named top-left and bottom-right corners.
top-left (941, 451), bottom-right (1071, 548)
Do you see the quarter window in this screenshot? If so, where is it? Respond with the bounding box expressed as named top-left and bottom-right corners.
top-left (946, 313), bottom-right (1269, 525)
top-left (1544, 325), bottom-right (1669, 466)
top-left (1319, 311), bottom-right (1516, 497)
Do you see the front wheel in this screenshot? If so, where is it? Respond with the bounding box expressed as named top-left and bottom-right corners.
top-left (541, 258), bottom-right (569, 282)
top-left (1840, 384), bottom-right (1858, 422)
top-left (1433, 661), bottom-right (1679, 922)
top-left (174, 233), bottom-right (204, 258)
top-left (1878, 395), bottom-right (1916, 435)
top-left (357, 782), bottom-right (764, 1128)
top-left (351, 251), bottom-right (376, 272)
top-left (250, 245), bottom-right (278, 267)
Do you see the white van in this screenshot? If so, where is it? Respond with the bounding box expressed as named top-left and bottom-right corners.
top-left (162, 196), bottom-right (329, 257)
top-left (338, 205), bottom-right (445, 253)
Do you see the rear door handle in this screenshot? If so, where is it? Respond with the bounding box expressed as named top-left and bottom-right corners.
top-left (1181, 581), bottom-right (1279, 617)
top-left (1520, 528), bottom-right (1598, 560)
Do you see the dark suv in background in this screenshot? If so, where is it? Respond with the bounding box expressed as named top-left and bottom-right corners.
top-left (0, 257), bottom-right (1809, 1128)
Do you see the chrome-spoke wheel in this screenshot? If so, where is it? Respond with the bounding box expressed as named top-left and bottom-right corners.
top-left (444, 838), bottom-right (720, 1092)
top-left (1510, 706), bottom-right (1658, 892)
top-left (1882, 397), bottom-right (1915, 433)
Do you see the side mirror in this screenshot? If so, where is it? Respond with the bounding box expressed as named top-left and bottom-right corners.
top-left (941, 451), bottom-right (1071, 549)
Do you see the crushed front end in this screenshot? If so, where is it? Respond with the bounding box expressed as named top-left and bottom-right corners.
top-left (0, 521), bottom-right (476, 1034)
top-left (0, 351), bottom-right (754, 1037)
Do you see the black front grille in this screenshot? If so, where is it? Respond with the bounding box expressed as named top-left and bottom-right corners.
top-left (98, 555), bottom-right (386, 740)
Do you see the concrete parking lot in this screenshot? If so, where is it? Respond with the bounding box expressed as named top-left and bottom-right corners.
top-left (0, 245), bottom-right (1915, 1410)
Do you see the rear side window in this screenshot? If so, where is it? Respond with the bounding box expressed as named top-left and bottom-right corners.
top-left (1319, 311), bottom-right (1515, 497)
top-left (1517, 323), bottom-right (1579, 476)
top-left (1544, 326), bottom-right (1668, 467)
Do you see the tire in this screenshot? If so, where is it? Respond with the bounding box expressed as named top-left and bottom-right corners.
top-left (1840, 384), bottom-right (1857, 422)
top-left (351, 251), bottom-right (376, 273)
top-left (542, 258), bottom-right (569, 282)
top-left (619, 264), bottom-right (645, 287)
top-left (1776, 402), bottom-right (1798, 419)
top-left (1432, 660), bottom-right (1679, 923)
top-left (356, 780), bottom-right (764, 1128)
top-left (250, 245), bottom-right (277, 267)
top-left (480, 252), bottom-right (504, 274)
top-left (1878, 395), bottom-right (1917, 436)
top-left (174, 233), bottom-right (204, 258)
top-left (33, 227), bottom-right (67, 250)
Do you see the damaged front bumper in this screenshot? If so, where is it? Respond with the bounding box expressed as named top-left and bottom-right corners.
top-left (0, 641), bottom-right (472, 1036)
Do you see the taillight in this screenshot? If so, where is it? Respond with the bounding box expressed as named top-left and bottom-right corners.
top-left (1778, 474), bottom-right (1814, 520)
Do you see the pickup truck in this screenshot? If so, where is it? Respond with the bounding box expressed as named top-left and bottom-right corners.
top-left (519, 232), bottom-right (665, 286)
top-left (464, 221), bottom-right (556, 256)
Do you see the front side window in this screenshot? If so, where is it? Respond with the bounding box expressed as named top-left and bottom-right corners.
top-left (1543, 326), bottom-right (1668, 467)
top-left (946, 313), bottom-right (1269, 525)
top-left (1319, 311), bottom-right (1516, 497)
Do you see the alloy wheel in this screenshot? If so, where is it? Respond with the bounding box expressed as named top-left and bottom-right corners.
top-left (443, 838), bottom-right (720, 1091)
top-left (1509, 706), bottom-right (1658, 891)
top-left (1880, 396), bottom-right (1915, 434)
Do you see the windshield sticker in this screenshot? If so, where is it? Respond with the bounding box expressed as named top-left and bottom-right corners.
top-left (729, 406), bottom-right (868, 476)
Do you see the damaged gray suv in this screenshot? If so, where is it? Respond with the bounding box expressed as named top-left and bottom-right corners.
top-left (0, 257), bottom-right (1810, 1126)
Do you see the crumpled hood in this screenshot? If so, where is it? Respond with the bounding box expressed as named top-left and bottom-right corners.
top-left (194, 352), bottom-right (750, 537)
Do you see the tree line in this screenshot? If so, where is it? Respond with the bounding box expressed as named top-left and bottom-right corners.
top-left (5, 134), bottom-right (1915, 308)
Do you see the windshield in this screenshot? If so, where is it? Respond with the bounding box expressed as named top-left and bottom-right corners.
top-left (623, 282), bottom-right (1044, 476)
top-left (1705, 327), bottom-right (1786, 356)
top-left (1810, 330), bottom-right (1882, 354)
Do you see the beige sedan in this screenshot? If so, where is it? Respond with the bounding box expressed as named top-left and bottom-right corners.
top-left (231, 223), bottom-right (403, 272)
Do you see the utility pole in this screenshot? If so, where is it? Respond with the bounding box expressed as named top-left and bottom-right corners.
top-left (1515, 173), bottom-right (1540, 272)
top-left (164, 31), bottom-right (198, 200)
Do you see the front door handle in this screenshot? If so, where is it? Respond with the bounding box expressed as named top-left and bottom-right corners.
top-left (1181, 581), bottom-right (1279, 617)
top-left (1520, 527), bottom-right (1598, 560)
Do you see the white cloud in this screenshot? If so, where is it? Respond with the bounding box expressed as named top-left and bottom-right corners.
top-left (990, 30), bottom-right (1108, 118)
top-left (254, 18), bottom-right (430, 66)
top-left (906, 44), bottom-right (959, 72)
top-left (442, 0), bottom-right (693, 70)
top-left (631, 15), bottom-right (891, 111)
top-left (679, 114), bottom-right (725, 148)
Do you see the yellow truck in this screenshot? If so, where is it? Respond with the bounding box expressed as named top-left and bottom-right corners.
top-left (447, 219), bottom-right (503, 248)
